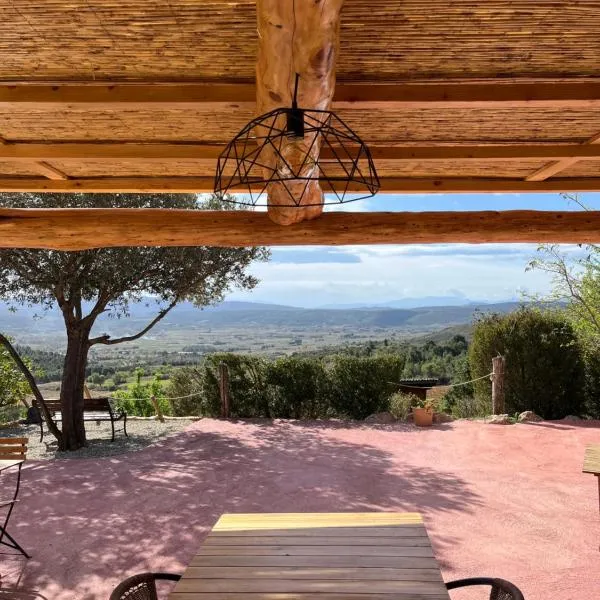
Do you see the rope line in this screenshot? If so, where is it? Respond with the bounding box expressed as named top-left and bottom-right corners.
top-left (109, 390), bottom-right (204, 402)
top-left (391, 372), bottom-right (493, 390)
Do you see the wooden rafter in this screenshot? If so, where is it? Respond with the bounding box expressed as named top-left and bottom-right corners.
top-left (0, 135), bottom-right (68, 181)
top-left (2, 209), bottom-right (600, 250)
top-left (2, 177), bottom-right (600, 194)
top-left (5, 143), bottom-right (600, 162)
top-left (525, 132), bottom-right (600, 182)
top-left (2, 80), bottom-right (600, 109)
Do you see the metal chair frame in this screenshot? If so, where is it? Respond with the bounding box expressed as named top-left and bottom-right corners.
top-left (0, 438), bottom-right (30, 558)
top-left (109, 572), bottom-right (181, 600)
top-left (446, 577), bottom-right (525, 600)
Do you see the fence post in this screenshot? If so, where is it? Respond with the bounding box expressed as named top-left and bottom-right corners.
top-left (219, 362), bottom-right (230, 418)
top-left (151, 395), bottom-right (165, 423)
top-left (491, 355), bottom-right (506, 415)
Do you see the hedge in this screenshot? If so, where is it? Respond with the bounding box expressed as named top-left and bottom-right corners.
top-left (167, 352), bottom-right (405, 420)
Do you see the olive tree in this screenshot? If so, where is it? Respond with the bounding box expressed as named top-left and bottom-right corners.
top-left (0, 193), bottom-right (269, 450)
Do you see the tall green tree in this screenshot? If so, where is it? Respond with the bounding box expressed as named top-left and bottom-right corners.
top-left (527, 193), bottom-right (600, 342)
top-left (0, 193), bottom-right (268, 450)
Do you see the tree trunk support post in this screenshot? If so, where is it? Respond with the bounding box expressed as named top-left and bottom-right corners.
top-left (219, 362), bottom-right (230, 419)
top-left (491, 355), bottom-right (506, 415)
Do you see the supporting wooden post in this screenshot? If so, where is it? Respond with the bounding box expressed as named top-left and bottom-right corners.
top-left (219, 362), bottom-right (230, 419)
top-left (150, 395), bottom-right (165, 423)
top-left (491, 356), bottom-right (506, 415)
top-left (256, 0), bottom-right (344, 225)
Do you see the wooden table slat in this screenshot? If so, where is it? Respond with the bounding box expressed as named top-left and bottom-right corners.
top-left (196, 545), bottom-right (435, 558)
top-left (203, 536), bottom-right (432, 547)
top-left (181, 567), bottom-right (443, 582)
top-left (210, 526), bottom-right (427, 537)
top-left (189, 556), bottom-right (440, 569)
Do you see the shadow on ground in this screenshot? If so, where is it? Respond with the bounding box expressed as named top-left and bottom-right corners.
top-left (0, 419), bottom-right (477, 599)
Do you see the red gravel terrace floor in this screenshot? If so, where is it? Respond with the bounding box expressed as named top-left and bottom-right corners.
top-left (1, 419), bottom-right (599, 600)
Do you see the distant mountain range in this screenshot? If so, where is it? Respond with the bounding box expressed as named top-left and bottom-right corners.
top-left (318, 295), bottom-right (513, 310)
top-left (0, 298), bottom-right (523, 339)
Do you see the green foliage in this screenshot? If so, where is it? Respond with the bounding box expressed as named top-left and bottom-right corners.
top-left (440, 354), bottom-right (475, 416)
top-left (112, 375), bottom-right (171, 417)
top-left (527, 238), bottom-right (600, 344)
top-left (469, 307), bottom-right (584, 419)
top-left (0, 338), bottom-right (31, 409)
top-left (388, 392), bottom-right (420, 420)
top-left (581, 343), bottom-right (600, 419)
top-left (167, 352), bottom-right (407, 420)
top-left (167, 365), bottom-right (211, 417)
top-left (266, 356), bottom-right (331, 419)
top-left (328, 355), bottom-right (405, 419)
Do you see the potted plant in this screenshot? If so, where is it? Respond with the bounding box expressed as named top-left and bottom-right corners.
top-left (412, 398), bottom-right (434, 427)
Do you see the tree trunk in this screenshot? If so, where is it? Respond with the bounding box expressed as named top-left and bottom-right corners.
top-left (60, 327), bottom-right (91, 450)
top-left (0, 332), bottom-right (63, 445)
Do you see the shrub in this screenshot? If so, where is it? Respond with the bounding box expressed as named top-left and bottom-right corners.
top-left (441, 355), bottom-right (477, 416)
top-left (266, 356), bottom-right (331, 419)
top-left (469, 307), bottom-right (584, 419)
top-left (329, 355), bottom-right (405, 419)
top-left (112, 375), bottom-right (172, 417)
top-left (388, 392), bottom-right (420, 420)
top-left (582, 342), bottom-right (600, 419)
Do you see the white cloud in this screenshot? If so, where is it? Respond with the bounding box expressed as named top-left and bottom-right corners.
top-left (230, 242), bottom-right (557, 307)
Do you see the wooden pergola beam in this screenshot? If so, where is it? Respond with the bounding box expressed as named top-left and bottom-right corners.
top-left (4, 143), bottom-right (600, 162)
top-left (2, 176), bottom-right (600, 194)
top-left (525, 132), bottom-right (600, 182)
top-left (1, 209), bottom-right (600, 250)
top-left (2, 80), bottom-right (600, 109)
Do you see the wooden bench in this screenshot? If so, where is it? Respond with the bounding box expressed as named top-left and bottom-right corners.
top-left (33, 397), bottom-right (128, 443)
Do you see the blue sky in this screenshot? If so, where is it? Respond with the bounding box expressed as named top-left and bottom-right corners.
top-left (228, 192), bottom-right (600, 308)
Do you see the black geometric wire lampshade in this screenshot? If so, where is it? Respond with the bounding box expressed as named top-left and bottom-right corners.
top-left (214, 95), bottom-right (380, 208)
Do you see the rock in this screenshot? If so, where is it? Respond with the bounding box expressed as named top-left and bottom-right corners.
top-left (433, 412), bottom-right (454, 424)
top-left (518, 411), bottom-right (543, 423)
top-left (488, 414), bottom-right (511, 425)
top-left (563, 415), bottom-right (582, 421)
top-left (365, 412), bottom-right (396, 424)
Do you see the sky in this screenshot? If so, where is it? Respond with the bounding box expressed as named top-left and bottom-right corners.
top-left (227, 192), bottom-right (600, 308)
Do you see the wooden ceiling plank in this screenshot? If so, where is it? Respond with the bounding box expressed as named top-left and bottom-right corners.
top-left (525, 131), bottom-right (600, 182)
top-left (2, 176), bottom-right (600, 194)
top-left (2, 209), bottom-right (600, 250)
top-left (4, 143), bottom-right (600, 162)
top-left (2, 80), bottom-right (600, 109)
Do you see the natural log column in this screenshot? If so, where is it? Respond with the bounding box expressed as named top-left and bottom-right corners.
top-left (256, 0), bottom-right (344, 226)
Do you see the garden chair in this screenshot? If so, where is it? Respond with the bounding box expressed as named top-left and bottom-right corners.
top-left (109, 572), bottom-right (181, 600)
top-left (446, 577), bottom-right (525, 600)
top-left (0, 436), bottom-right (30, 558)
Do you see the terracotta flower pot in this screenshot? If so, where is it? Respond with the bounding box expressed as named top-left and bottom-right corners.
top-left (413, 407), bottom-right (433, 427)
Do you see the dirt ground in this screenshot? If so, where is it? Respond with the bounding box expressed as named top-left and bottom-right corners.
top-left (1, 418), bottom-right (599, 599)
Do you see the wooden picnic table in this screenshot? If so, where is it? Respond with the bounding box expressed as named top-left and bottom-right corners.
top-left (169, 512), bottom-right (450, 599)
top-left (583, 444), bottom-right (600, 514)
